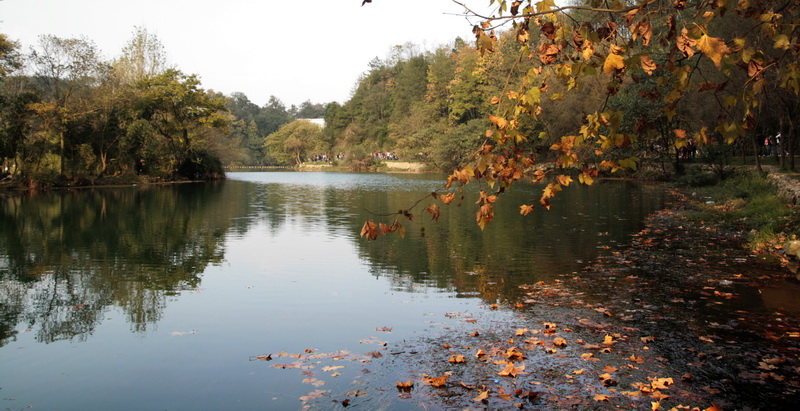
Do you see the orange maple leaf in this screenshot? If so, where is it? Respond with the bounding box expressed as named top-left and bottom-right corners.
top-left (499, 362), bottom-right (526, 377)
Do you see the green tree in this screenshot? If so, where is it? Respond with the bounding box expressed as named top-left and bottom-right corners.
top-left (264, 120), bottom-right (324, 166)
top-left (133, 69), bottom-right (229, 178)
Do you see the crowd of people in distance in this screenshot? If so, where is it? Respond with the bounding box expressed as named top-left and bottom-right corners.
top-left (372, 152), bottom-right (398, 160)
top-left (305, 152), bottom-right (400, 164)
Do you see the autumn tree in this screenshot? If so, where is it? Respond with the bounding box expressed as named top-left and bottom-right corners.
top-left (29, 35), bottom-right (103, 177)
top-left (361, 0), bottom-right (800, 239)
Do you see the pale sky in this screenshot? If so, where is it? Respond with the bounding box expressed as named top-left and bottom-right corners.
top-left (0, 0), bottom-right (495, 108)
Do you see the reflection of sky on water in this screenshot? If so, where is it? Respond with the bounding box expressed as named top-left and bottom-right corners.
top-left (0, 172), bottom-right (668, 409)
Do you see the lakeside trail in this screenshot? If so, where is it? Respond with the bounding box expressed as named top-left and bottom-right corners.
top-left (269, 187), bottom-right (800, 410)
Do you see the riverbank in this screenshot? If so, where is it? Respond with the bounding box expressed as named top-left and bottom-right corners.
top-left (291, 173), bottom-right (800, 409)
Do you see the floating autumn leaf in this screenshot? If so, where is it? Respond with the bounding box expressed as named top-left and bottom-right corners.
top-left (375, 326), bottom-right (392, 332)
top-left (254, 354), bottom-right (272, 361)
top-left (650, 377), bottom-right (673, 390)
top-left (505, 346), bottom-right (526, 361)
top-left (474, 390), bottom-right (490, 402)
top-left (599, 372), bottom-right (618, 386)
top-left (641, 336), bottom-right (655, 343)
top-left (553, 337), bottom-right (567, 348)
top-left (602, 364), bottom-right (619, 373)
top-left (681, 373), bottom-right (694, 382)
top-left (573, 369), bottom-right (585, 375)
top-left (322, 366), bottom-right (344, 372)
top-left (699, 336), bottom-right (715, 343)
top-left (448, 355), bottom-right (466, 364)
top-left (299, 389), bottom-right (329, 402)
top-left (630, 354), bottom-right (645, 363)
top-left (423, 375), bottom-right (449, 387)
top-left (499, 362), bottom-right (526, 377)
top-left (396, 380), bottom-right (414, 390)
top-left (594, 393), bottom-right (610, 402)
top-left (603, 334), bottom-right (615, 346)
top-left (475, 349), bottom-right (487, 359)
top-left (515, 328), bottom-right (529, 336)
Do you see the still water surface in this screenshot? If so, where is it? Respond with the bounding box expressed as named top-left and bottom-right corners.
top-left (0, 172), bottom-right (666, 409)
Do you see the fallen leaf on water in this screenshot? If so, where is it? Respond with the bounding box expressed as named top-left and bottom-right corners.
top-left (322, 366), bottom-right (344, 372)
top-left (423, 375), bottom-right (449, 387)
top-left (630, 354), bottom-right (645, 363)
top-left (396, 380), bottom-right (414, 390)
top-left (449, 355), bottom-right (466, 364)
top-left (375, 326), bottom-right (392, 332)
top-left (553, 337), bottom-right (568, 347)
top-left (573, 369), bottom-right (585, 375)
top-left (599, 372), bottom-right (617, 386)
top-left (652, 401), bottom-right (661, 410)
top-left (699, 336), bottom-right (715, 343)
top-left (641, 336), bottom-right (655, 343)
top-left (474, 390), bottom-right (490, 402)
top-left (254, 354), bottom-right (272, 361)
top-left (594, 393), bottom-right (610, 402)
top-left (506, 347), bottom-right (526, 361)
top-left (347, 390), bottom-right (367, 397)
top-left (499, 362), bottom-right (526, 377)
top-left (651, 377), bottom-right (674, 390)
top-left (603, 335), bottom-right (616, 346)
top-left (705, 404), bottom-right (723, 411)
top-left (299, 390), bottom-right (329, 402)
top-left (681, 373), bottom-right (693, 382)
top-left (603, 365), bottom-right (619, 373)
top-left (515, 328), bottom-right (529, 336)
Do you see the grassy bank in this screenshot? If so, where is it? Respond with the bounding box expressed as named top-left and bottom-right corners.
top-left (685, 167), bottom-right (800, 255)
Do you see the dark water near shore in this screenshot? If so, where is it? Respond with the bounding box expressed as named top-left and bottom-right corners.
top-left (0, 172), bottom-right (667, 409)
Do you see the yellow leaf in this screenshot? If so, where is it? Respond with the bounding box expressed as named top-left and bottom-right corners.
top-left (774, 34), bottom-right (791, 50)
top-left (696, 34), bottom-right (730, 68)
top-left (603, 53), bottom-right (626, 74)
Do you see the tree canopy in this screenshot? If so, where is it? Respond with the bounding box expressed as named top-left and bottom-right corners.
top-left (360, 0), bottom-right (800, 239)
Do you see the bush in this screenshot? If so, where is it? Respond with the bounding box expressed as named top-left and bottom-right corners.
top-left (676, 165), bottom-right (718, 187)
top-left (177, 150), bottom-right (225, 180)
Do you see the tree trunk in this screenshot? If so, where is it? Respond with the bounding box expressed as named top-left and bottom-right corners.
top-left (59, 130), bottom-right (65, 177)
top-left (789, 117), bottom-right (796, 171)
top-left (753, 134), bottom-right (762, 172)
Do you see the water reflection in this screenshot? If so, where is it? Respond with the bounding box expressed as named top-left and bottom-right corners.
top-left (0, 183), bottom-right (238, 346)
top-left (0, 173), bottom-right (667, 348)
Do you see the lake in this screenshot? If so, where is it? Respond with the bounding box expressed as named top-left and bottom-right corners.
top-left (0, 172), bottom-right (667, 409)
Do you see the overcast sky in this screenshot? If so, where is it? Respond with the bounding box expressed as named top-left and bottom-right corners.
top-left (0, 0), bottom-right (495, 108)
